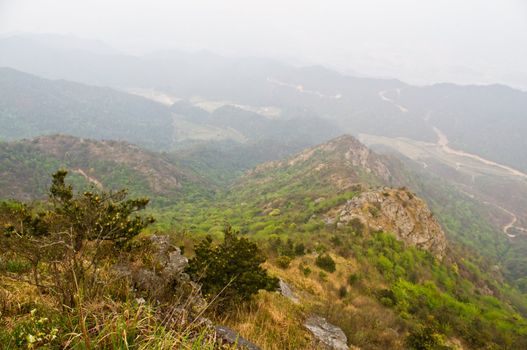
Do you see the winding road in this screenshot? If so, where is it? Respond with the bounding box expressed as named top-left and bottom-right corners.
top-left (378, 89), bottom-right (408, 112)
top-left (433, 127), bottom-right (527, 179)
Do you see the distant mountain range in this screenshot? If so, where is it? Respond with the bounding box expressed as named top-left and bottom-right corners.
top-left (1, 34), bottom-right (526, 174)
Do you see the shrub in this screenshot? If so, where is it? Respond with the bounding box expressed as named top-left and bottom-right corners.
top-left (377, 254), bottom-right (394, 274)
top-left (348, 273), bottom-right (360, 286)
top-left (406, 323), bottom-right (450, 350)
top-left (318, 271), bottom-right (328, 281)
top-left (268, 236), bottom-right (282, 253)
top-left (294, 243), bottom-right (306, 256)
top-left (368, 206), bottom-right (380, 218)
top-left (299, 264), bottom-right (311, 277)
top-left (13, 309), bottom-right (59, 349)
top-left (338, 285), bottom-right (348, 298)
top-left (376, 288), bottom-right (397, 307)
top-left (349, 218), bottom-right (365, 235)
top-left (330, 235), bottom-right (342, 247)
top-left (281, 239), bottom-right (295, 257)
top-left (186, 225), bottom-right (279, 307)
top-left (276, 255), bottom-right (292, 269)
top-left (315, 254), bottom-right (336, 273)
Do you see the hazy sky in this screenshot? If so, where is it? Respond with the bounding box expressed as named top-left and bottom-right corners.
top-left (1, 0), bottom-right (526, 86)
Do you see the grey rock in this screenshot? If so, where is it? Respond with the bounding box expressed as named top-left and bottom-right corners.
top-left (215, 325), bottom-right (261, 350)
top-left (278, 279), bottom-right (299, 304)
top-left (114, 235), bottom-right (199, 303)
top-left (134, 268), bottom-right (164, 294)
top-left (304, 315), bottom-right (349, 350)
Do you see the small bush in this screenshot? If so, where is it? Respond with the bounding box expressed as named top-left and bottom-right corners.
top-left (368, 206), bottom-right (380, 218)
top-left (315, 254), bottom-right (336, 273)
top-left (349, 218), bottom-right (365, 235)
top-left (330, 235), bottom-right (343, 246)
top-left (281, 239), bottom-right (295, 257)
top-left (318, 271), bottom-right (328, 281)
top-left (348, 273), bottom-right (360, 286)
top-left (338, 285), bottom-right (348, 298)
top-left (276, 255), bottom-right (292, 269)
top-left (268, 236), bottom-right (282, 254)
top-left (13, 309), bottom-right (60, 349)
top-left (299, 265), bottom-right (311, 277)
top-left (376, 289), bottom-right (397, 307)
top-left (294, 243), bottom-right (306, 256)
top-left (406, 323), bottom-right (450, 350)
top-left (1, 257), bottom-right (32, 273)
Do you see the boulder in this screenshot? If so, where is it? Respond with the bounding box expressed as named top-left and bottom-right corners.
top-left (115, 235), bottom-right (199, 303)
top-left (215, 325), bottom-right (262, 350)
top-left (278, 279), bottom-right (299, 304)
top-left (304, 315), bottom-right (349, 350)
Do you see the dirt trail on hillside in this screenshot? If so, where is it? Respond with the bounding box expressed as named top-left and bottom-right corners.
top-left (378, 89), bottom-right (408, 112)
top-left (73, 168), bottom-right (103, 189)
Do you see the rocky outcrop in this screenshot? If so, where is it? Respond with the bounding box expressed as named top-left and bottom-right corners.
top-left (115, 235), bottom-right (198, 302)
top-left (329, 188), bottom-right (447, 258)
top-left (304, 315), bottom-right (349, 350)
top-left (278, 279), bottom-right (300, 304)
top-left (215, 326), bottom-right (262, 350)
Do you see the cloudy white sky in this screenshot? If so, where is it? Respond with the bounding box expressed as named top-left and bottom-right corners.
top-left (1, 0), bottom-right (526, 87)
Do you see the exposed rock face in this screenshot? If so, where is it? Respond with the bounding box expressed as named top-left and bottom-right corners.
top-left (304, 315), bottom-right (349, 350)
top-left (115, 235), bottom-right (196, 301)
top-left (215, 326), bottom-right (262, 350)
top-left (332, 188), bottom-right (447, 258)
top-left (278, 279), bottom-right (299, 304)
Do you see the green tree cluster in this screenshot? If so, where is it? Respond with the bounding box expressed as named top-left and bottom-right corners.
top-left (186, 225), bottom-right (278, 307)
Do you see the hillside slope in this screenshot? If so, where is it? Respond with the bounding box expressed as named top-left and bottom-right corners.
top-left (0, 135), bottom-right (193, 202)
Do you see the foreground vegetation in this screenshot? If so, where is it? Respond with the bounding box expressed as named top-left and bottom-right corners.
top-left (0, 172), bottom-right (274, 349)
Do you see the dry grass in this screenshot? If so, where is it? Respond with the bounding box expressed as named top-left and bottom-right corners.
top-left (0, 271), bottom-right (233, 349)
top-left (220, 291), bottom-right (315, 350)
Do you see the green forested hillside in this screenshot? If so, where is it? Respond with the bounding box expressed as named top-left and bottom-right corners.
top-left (0, 135), bottom-right (200, 203)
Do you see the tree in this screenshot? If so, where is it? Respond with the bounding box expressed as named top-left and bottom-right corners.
top-left (186, 225), bottom-right (278, 307)
top-left (0, 170), bottom-right (154, 306)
